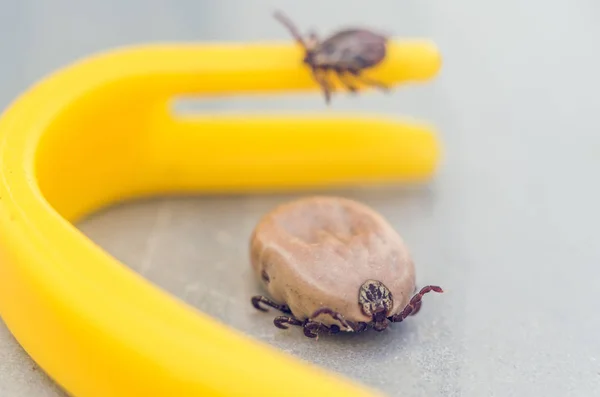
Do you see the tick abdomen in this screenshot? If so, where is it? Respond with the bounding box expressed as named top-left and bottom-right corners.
top-left (250, 196), bottom-right (416, 326)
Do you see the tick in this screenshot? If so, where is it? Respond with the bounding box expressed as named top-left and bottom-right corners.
top-left (249, 196), bottom-right (443, 339)
top-left (273, 10), bottom-right (391, 104)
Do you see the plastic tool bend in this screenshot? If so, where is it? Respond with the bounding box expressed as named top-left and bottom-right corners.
top-left (0, 40), bottom-right (441, 397)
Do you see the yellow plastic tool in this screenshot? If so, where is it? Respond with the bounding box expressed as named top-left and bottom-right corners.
top-left (0, 39), bottom-right (441, 397)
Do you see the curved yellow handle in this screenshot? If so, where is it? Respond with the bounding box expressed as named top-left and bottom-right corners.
top-left (0, 40), bottom-right (441, 397)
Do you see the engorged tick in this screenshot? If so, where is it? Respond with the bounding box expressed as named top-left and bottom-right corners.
top-left (249, 196), bottom-right (444, 339)
top-left (273, 10), bottom-right (391, 104)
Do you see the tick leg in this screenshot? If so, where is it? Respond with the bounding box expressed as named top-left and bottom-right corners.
top-left (251, 295), bottom-right (292, 314)
top-left (407, 283), bottom-right (423, 316)
top-left (312, 68), bottom-right (333, 104)
top-left (411, 300), bottom-right (423, 316)
top-left (303, 321), bottom-right (341, 339)
top-left (310, 307), bottom-right (351, 329)
top-left (389, 285), bottom-right (444, 323)
top-left (273, 10), bottom-right (307, 49)
top-left (274, 315), bottom-right (303, 329)
top-left (273, 316), bottom-right (340, 339)
top-left (334, 68), bottom-right (358, 93)
top-left (348, 68), bottom-right (390, 92)
top-left (346, 321), bottom-right (370, 333)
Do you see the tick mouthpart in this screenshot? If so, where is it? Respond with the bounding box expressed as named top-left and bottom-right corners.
top-left (373, 310), bottom-right (387, 319)
top-left (368, 300), bottom-right (390, 318)
top-left (372, 311), bottom-right (390, 331)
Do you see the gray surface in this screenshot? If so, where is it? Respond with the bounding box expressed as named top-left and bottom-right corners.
top-left (1, 0), bottom-right (600, 396)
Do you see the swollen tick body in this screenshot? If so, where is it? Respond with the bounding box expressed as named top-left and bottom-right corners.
top-left (249, 196), bottom-right (443, 339)
top-left (274, 10), bottom-right (391, 103)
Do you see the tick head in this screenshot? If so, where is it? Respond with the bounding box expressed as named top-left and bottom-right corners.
top-left (359, 279), bottom-right (393, 331)
top-left (302, 32), bottom-right (319, 65)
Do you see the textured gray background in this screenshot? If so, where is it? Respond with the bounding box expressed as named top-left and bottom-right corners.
top-left (1, 0), bottom-right (600, 396)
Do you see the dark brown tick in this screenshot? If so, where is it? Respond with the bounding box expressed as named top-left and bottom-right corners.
top-left (249, 196), bottom-right (444, 339)
top-left (274, 10), bottom-right (391, 104)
